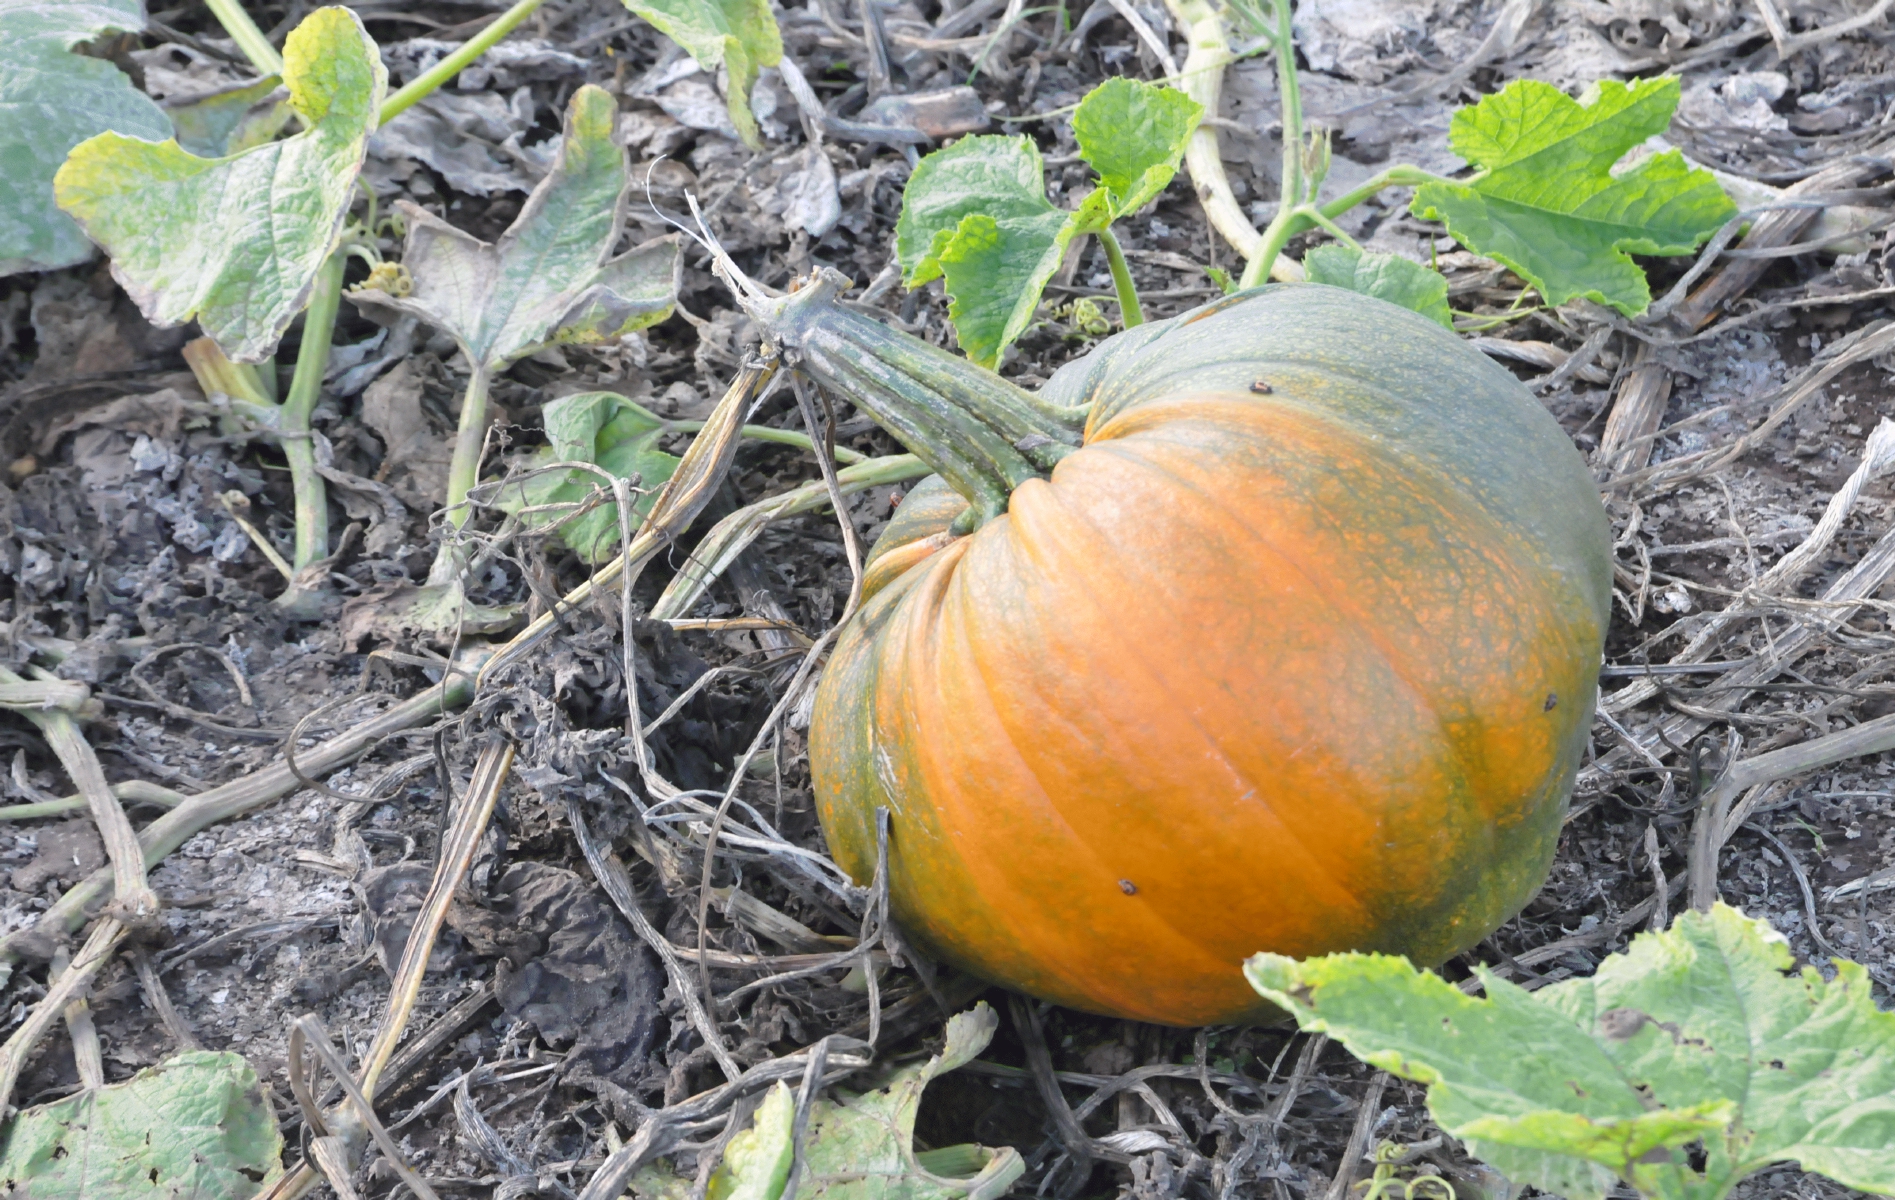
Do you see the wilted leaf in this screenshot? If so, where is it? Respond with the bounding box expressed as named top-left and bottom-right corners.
top-left (54, 6), bottom-right (384, 362)
top-left (620, 0), bottom-right (782, 148)
top-left (350, 85), bottom-right (679, 372)
top-left (1410, 77), bottom-right (1734, 315)
top-left (0, 0), bottom-right (172, 275)
top-left (635, 1005), bottom-right (1023, 1200)
top-left (1302, 245), bottom-right (1452, 327)
top-left (1246, 905), bottom-right (1895, 1200)
top-left (495, 391), bottom-right (680, 563)
top-left (0, 1050), bottom-right (283, 1200)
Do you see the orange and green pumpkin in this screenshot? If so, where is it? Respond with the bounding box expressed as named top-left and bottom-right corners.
top-left (775, 280), bottom-right (1609, 1026)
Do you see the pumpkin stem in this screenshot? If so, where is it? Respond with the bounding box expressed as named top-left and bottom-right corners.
top-left (752, 270), bottom-right (1083, 526)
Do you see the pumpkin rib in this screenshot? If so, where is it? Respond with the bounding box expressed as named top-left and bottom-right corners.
top-left (999, 468), bottom-right (1382, 919)
top-left (890, 541), bottom-right (1242, 1009)
top-left (938, 581), bottom-right (1246, 1001)
top-left (936, 535), bottom-right (1286, 977)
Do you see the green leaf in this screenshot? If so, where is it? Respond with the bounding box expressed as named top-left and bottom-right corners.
top-left (935, 209), bottom-right (1078, 369)
top-left (495, 391), bottom-right (679, 564)
top-left (708, 1082), bottom-right (795, 1200)
top-left (164, 75), bottom-right (293, 158)
top-left (1303, 245), bottom-right (1453, 328)
top-left (1411, 76), bottom-right (1734, 316)
top-left (619, 0), bottom-right (782, 149)
top-left (0, 1050), bottom-right (283, 1200)
top-left (896, 79), bottom-right (1200, 367)
top-left (895, 135), bottom-right (1059, 289)
top-left (0, 0), bottom-right (173, 275)
top-left (349, 85), bottom-right (679, 372)
top-left (633, 1005), bottom-right (1024, 1200)
top-left (1246, 905), bottom-right (1895, 1200)
top-left (1071, 77), bottom-right (1202, 217)
top-left (54, 6), bottom-right (384, 362)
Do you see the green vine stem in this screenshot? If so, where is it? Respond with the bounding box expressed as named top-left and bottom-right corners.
top-left (1239, 0), bottom-right (1306, 290)
top-left (281, 250), bottom-right (345, 577)
top-left (379, 0), bottom-right (551, 125)
top-left (757, 272), bottom-right (1080, 529)
top-left (1097, 229), bottom-right (1144, 327)
top-left (443, 366), bottom-right (493, 535)
top-left (203, 0), bottom-right (283, 76)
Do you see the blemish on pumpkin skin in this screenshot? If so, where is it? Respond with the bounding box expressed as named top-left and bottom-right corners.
top-left (1119, 879), bottom-right (1138, 895)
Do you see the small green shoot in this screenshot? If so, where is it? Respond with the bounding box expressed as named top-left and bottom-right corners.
top-left (896, 77), bottom-right (1201, 367)
top-left (497, 392), bottom-right (877, 564)
top-left (497, 392), bottom-right (682, 564)
top-left (1411, 78), bottom-right (1737, 316)
top-left (1303, 245), bottom-right (1452, 328)
top-left (0, 1051), bottom-right (283, 1200)
top-left (349, 84), bottom-right (679, 585)
top-left (55, 5), bottom-right (386, 363)
top-left (0, 0), bottom-right (173, 275)
top-left (619, 0), bottom-right (783, 149)
top-left (1245, 904), bottom-right (1895, 1200)
top-left (631, 1004), bottom-right (1024, 1200)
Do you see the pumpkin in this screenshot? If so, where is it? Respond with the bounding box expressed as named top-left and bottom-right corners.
top-left (782, 280), bottom-right (1610, 1026)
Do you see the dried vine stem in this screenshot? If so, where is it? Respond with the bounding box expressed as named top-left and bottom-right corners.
top-left (0, 666), bottom-right (156, 922)
top-left (1, 662), bottom-right (483, 965)
top-left (1606, 418), bottom-right (1895, 713)
top-left (0, 916), bottom-right (125, 1116)
top-left (1161, 0), bottom-right (1283, 276)
top-left (1688, 710), bottom-right (1895, 911)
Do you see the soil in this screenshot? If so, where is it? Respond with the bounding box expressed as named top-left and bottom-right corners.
top-left (2, 1), bottom-right (1895, 1199)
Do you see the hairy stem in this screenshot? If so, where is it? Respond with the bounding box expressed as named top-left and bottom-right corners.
top-left (379, 0), bottom-right (551, 124)
top-left (757, 273), bottom-right (1078, 528)
top-left (1097, 228), bottom-right (1144, 327)
top-left (203, 0), bottom-right (283, 76)
top-left (281, 251), bottom-right (344, 574)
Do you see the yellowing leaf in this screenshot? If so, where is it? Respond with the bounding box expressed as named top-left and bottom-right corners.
top-left (349, 86), bottom-right (679, 371)
top-left (1247, 905), bottom-right (1895, 1200)
top-left (0, 1051), bottom-right (283, 1200)
top-left (54, 6), bottom-right (384, 362)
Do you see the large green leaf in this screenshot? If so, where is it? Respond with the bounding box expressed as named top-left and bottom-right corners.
top-left (894, 78), bottom-right (1199, 368)
top-left (620, 0), bottom-right (782, 149)
top-left (349, 85), bottom-right (679, 372)
top-left (635, 1005), bottom-right (1023, 1200)
top-left (1410, 76), bottom-right (1734, 316)
top-left (0, 0), bottom-right (172, 275)
top-left (0, 1051), bottom-right (283, 1200)
top-left (1246, 905), bottom-right (1895, 1200)
top-left (54, 6), bottom-right (384, 362)
top-left (1303, 245), bottom-right (1452, 328)
top-left (495, 391), bottom-right (680, 563)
